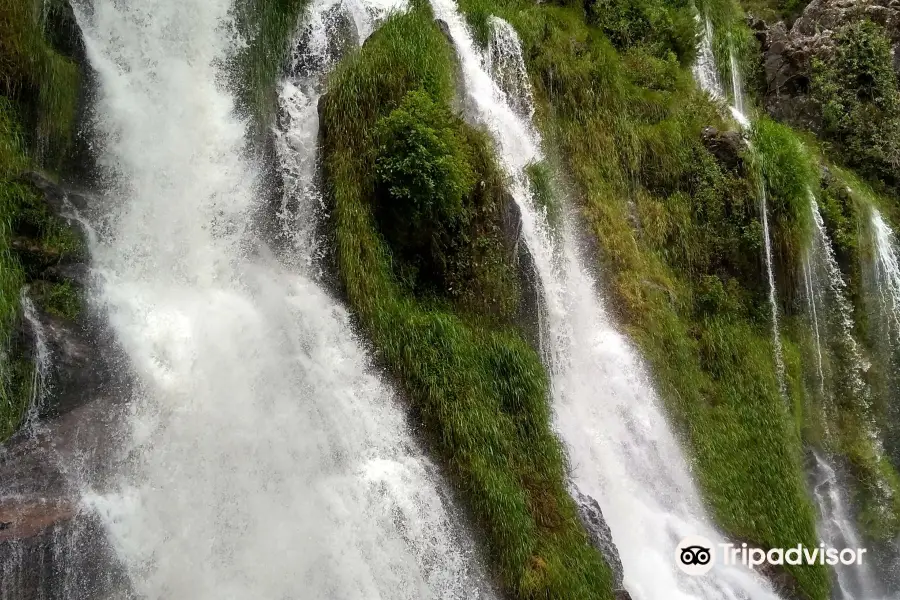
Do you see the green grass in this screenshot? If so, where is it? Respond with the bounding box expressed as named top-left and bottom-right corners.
top-left (0, 0), bottom-right (79, 166)
top-left (321, 7), bottom-right (615, 598)
top-left (0, 99), bottom-right (31, 441)
top-left (0, 1), bottom-right (82, 441)
top-left (454, 2), bottom-right (829, 597)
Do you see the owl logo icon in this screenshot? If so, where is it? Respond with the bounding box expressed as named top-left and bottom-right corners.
top-left (676, 536), bottom-right (716, 575)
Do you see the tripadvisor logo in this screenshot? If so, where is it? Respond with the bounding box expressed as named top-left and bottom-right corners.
top-left (676, 536), bottom-right (868, 576)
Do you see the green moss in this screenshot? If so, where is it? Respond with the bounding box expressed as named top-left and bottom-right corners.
top-left (321, 8), bottom-right (615, 598)
top-left (452, 2), bottom-right (829, 597)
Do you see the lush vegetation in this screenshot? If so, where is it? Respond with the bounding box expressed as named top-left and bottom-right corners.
top-left (320, 7), bottom-right (616, 597)
top-left (0, 1), bottom-right (82, 440)
top-left (812, 19), bottom-right (900, 191)
top-left (455, 0), bottom-right (833, 596)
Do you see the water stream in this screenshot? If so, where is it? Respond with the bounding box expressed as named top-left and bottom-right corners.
top-left (61, 0), bottom-right (487, 597)
top-left (431, 5), bottom-right (783, 598)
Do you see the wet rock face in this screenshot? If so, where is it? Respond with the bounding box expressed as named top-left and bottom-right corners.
top-left (0, 497), bottom-right (130, 600)
top-left (752, 0), bottom-right (900, 128)
top-left (14, 172), bottom-right (129, 421)
top-left (1, 174), bottom-right (133, 600)
top-left (701, 127), bottom-right (746, 172)
top-left (571, 487), bottom-right (625, 589)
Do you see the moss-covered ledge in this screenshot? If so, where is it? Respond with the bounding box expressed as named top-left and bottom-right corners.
top-left (319, 6), bottom-right (616, 598)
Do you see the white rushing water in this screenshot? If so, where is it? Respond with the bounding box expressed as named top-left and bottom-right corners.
top-left (809, 451), bottom-right (880, 600)
top-left (692, 16), bottom-right (724, 101)
top-left (69, 0), bottom-right (486, 597)
top-left (429, 5), bottom-right (782, 598)
top-left (871, 209), bottom-right (900, 339)
top-left (19, 292), bottom-right (52, 430)
top-left (274, 0), bottom-right (401, 266)
top-left (807, 197), bottom-right (868, 399)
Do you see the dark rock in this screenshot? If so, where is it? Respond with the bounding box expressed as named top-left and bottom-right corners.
top-left (500, 192), bottom-right (544, 354)
top-left (21, 171), bottom-right (91, 214)
top-left (436, 18), bottom-right (453, 42)
top-left (701, 126), bottom-right (747, 171)
top-left (614, 591), bottom-right (633, 600)
top-left (753, 0), bottom-right (900, 128)
top-left (1, 389), bottom-right (134, 599)
top-left (571, 486), bottom-right (625, 588)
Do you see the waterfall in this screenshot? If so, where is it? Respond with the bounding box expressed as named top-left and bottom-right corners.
top-left (808, 196), bottom-right (868, 399)
top-left (64, 0), bottom-right (487, 597)
top-left (802, 253), bottom-right (827, 399)
top-left (729, 50), bottom-right (746, 120)
top-left (803, 199), bottom-right (884, 600)
top-left (274, 0), bottom-right (401, 266)
top-left (809, 451), bottom-right (880, 600)
top-left (430, 5), bottom-right (781, 598)
top-left (871, 209), bottom-right (900, 339)
top-left (759, 181), bottom-right (787, 394)
top-left (19, 293), bottom-right (52, 430)
top-left (692, 16), bottom-right (724, 101)
top-left (692, 21), bottom-right (784, 394)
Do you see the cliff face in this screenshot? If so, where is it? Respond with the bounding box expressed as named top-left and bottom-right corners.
top-left (4, 0), bottom-right (900, 599)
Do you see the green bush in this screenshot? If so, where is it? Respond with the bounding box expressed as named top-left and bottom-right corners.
top-left (585, 0), bottom-right (697, 63)
top-left (372, 89), bottom-right (475, 292)
top-left (812, 19), bottom-right (900, 187)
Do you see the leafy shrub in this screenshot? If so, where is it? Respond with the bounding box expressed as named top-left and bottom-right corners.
top-left (585, 0), bottom-right (697, 63)
top-left (372, 90), bottom-right (476, 292)
top-left (812, 19), bottom-right (900, 187)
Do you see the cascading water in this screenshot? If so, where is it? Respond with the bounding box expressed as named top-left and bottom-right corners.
top-left (756, 175), bottom-right (788, 394)
top-left (802, 197), bottom-right (886, 599)
top-left (430, 5), bottom-right (782, 598)
top-left (19, 293), bottom-right (52, 431)
top-left (692, 16), bottom-right (724, 101)
top-left (871, 209), bottom-right (900, 338)
top-left (806, 196), bottom-right (868, 401)
top-left (693, 20), bottom-right (785, 394)
top-left (61, 0), bottom-right (487, 597)
top-left (274, 0), bottom-right (400, 265)
top-left (809, 451), bottom-right (881, 600)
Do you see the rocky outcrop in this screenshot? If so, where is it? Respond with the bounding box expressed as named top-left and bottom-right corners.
top-left (572, 486), bottom-right (626, 590)
top-left (1, 174), bottom-right (133, 599)
top-left (751, 0), bottom-right (900, 129)
top-left (701, 126), bottom-right (747, 171)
